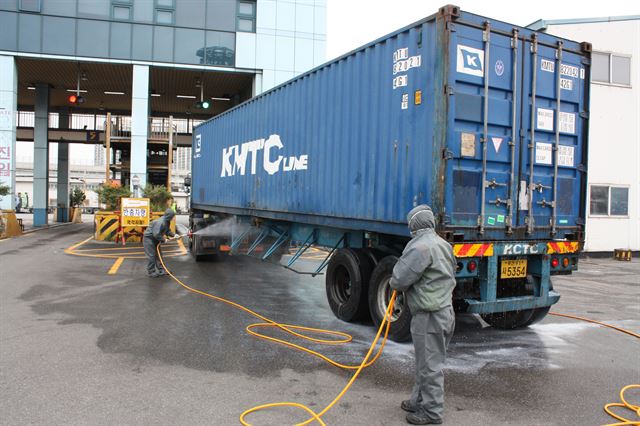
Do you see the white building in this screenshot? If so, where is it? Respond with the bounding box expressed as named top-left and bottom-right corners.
top-left (529, 16), bottom-right (640, 252)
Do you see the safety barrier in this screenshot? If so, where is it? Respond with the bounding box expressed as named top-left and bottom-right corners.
top-left (0, 210), bottom-right (23, 239)
top-left (94, 211), bottom-right (175, 242)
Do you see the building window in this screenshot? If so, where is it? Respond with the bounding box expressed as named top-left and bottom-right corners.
top-left (155, 0), bottom-right (174, 25)
top-left (590, 185), bottom-right (629, 216)
top-left (592, 51), bottom-right (632, 86)
top-left (112, 4), bottom-right (132, 21)
top-left (237, 0), bottom-right (256, 32)
top-left (19, 0), bottom-right (40, 12)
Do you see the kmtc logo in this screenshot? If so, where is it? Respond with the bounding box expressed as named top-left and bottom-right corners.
top-left (456, 44), bottom-right (485, 77)
top-left (220, 134), bottom-right (308, 177)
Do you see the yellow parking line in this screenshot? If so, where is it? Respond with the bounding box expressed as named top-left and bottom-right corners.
top-left (64, 236), bottom-right (93, 253)
top-left (108, 257), bottom-right (125, 274)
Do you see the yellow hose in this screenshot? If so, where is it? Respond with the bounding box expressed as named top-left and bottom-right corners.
top-left (602, 385), bottom-right (640, 426)
top-left (156, 242), bottom-right (397, 425)
top-left (549, 312), bottom-right (640, 339)
top-left (548, 313), bottom-right (640, 425)
top-left (63, 236), bottom-right (640, 425)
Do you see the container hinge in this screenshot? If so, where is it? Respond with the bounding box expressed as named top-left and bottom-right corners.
top-left (579, 111), bottom-right (589, 119)
top-left (581, 56), bottom-right (591, 65)
top-left (576, 217), bottom-right (585, 225)
top-left (444, 84), bottom-right (454, 95)
top-left (484, 179), bottom-right (507, 189)
top-left (530, 35), bottom-right (538, 53)
top-left (489, 198), bottom-right (511, 207)
top-left (576, 163), bottom-right (587, 172)
top-left (442, 149), bottom-right (454, 160)
top-left (536, 199), bottom-right (555, 208)
top-left (446, 22), bottom-right (457, 32)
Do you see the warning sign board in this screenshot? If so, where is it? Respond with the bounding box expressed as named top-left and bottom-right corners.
top-left (121, 198), bottom-right (150, 227)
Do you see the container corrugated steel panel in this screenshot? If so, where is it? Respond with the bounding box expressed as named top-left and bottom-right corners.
top-left (192, 5), bottom-right (590, 241)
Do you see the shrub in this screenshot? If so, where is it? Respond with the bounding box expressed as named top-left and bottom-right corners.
top-left (95, 181), bottom-right (131, 211)
top-left (142, 184), bottom-right (172, 212)
top-left (69, 187), bottom-right (86, 208)
top-left (0, 182), bottom-right (9, 197)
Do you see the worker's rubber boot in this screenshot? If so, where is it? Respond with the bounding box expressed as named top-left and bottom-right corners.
top-left (401, 400), bottom-right (418, 413)
top-left (155, 268), bottom-right (167, 276)
top-left (407, 408), bottom-right (442, 425)
top-left (148, 272), bottom-right (160, 278)
top-left (406, 411), bottom-right (443, 425)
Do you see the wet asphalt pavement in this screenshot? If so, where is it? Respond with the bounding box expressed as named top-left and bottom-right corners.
top-left (1, 223), bottom-right (638, 425)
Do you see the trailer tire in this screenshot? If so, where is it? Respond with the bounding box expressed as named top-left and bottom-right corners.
top-left (325, 248), bottom-right (373, 322)
top-left (480, 309), bottom-right (535, 329)
top-left (190, 235), bottom-right (208, 262)
top-left (363, 248), bottom-right (385, 266)
top-left (368, 256), bottom-right (412, 342)
top-left (481, 279), bottom-right (553, 329)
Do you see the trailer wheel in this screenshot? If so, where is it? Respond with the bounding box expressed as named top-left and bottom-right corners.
top-left (325, 248), bottom-right (373, 322)
top-left (190, 235), bottom-right (207, 262)
top-left (363, 248), bottom-right (385, 266)
top-left (368, 256), bottom-right (412, 342)
top-left (481, 279), bottom-right (553, 329)
top-left (480, 310), bottom-right (535, 329)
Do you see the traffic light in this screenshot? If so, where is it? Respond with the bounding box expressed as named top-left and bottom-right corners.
top-left (196, 100), bottom-right (210, 109)
top-left (68, 94), bottom-right (85, 104)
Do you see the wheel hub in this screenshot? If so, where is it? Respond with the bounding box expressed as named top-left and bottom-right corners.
top-left (333, 266), bottom-right (352, 303)
top-left (376, 277), bottom-right (404, 322)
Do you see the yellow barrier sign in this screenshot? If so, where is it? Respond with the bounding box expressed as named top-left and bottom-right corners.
top-left (121, 198), bottom-right (150, 227)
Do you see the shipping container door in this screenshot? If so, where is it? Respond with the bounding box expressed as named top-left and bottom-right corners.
top-left (446, 23), bottom-right (522, 236)
top-left (518, 36), bottom-right (587, 236)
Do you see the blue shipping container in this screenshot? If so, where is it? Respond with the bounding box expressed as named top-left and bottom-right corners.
top-left (192, 5), bottom-right (590, 242)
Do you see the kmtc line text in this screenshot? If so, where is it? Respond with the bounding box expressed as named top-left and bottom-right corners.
top-left (220, 134), bottom-right (308, 177)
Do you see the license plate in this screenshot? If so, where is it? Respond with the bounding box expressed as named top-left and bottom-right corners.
top-left (500, 259), bottom-right (527, 279)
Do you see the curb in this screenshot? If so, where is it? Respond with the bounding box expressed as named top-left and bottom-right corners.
top-left (22, 221), bottom-right (78, 235)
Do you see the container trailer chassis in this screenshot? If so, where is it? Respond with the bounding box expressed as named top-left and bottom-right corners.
top-left (189, 210), bottom-right (580, 341)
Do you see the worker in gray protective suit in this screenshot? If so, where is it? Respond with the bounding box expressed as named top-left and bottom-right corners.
top-left (143, 208), bottom-right (176, 277)
top-left (389, 204), bottom-right (456, 425)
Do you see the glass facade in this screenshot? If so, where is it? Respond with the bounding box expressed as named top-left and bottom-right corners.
top-left (0, 0), bottom-right (237, 67)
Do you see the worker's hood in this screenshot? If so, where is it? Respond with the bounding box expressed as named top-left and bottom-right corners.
top-left (407, 204), bottom-right (435, 235)
top-left (163, 208), bottom-right (175, 221)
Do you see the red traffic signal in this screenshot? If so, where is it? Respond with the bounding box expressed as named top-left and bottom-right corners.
top-left (68, 94), bottom-right (85, 104)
